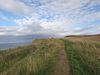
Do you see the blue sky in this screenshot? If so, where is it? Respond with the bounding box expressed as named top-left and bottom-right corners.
top-left (0, 0), bottom-right (100, 36)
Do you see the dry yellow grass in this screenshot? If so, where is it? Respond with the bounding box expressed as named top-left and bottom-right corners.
top-left (64, 36), bottom-right (100, 42)
top-left (0, 36), bottom-right (100, 75)
top-left (0, 38), bottom-right (66, 75)
top-left (63, 36), bottom-right (100, 75)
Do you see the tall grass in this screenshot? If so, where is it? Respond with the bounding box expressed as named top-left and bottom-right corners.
top-left (1, 37), bottom-right (99, 75)
top-left (62, 38), bottom-right (100, 75)
top-left (0, 38), bottom-right (63, 75)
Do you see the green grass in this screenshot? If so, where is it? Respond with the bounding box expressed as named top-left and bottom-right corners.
top-left (62, 39), bottom-right (100, 75)
top-left (0, 37), bottom-right (100, 75)
top-left (0, 38), bottom-right (63, 75)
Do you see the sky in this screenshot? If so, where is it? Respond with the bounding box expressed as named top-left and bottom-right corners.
top-left (0, 0), bottom-right (100, 37)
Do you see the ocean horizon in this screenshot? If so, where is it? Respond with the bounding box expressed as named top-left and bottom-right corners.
top-left (0, 41), bottom-right (31, 50)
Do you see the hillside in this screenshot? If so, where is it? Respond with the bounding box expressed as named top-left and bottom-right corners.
top-left (63, 36), bottom-right (100, 75)
top-left (66, 34), bottom-right (100, 37)
top-left (0, 36), bottom-right (100, 75)
top-left (0, 38), bottom-right (69, 75)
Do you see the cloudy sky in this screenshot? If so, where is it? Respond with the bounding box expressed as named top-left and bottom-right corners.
top-left (0, 0), bottom-right (100, 37)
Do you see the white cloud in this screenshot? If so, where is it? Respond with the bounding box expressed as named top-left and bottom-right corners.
top-left (0, 15), bottom-right (10, 21)
top-left (0, 0), bottom-right (33, 14)
top-left (0, 0), bottom-right (100, 36)
top-left (87, 0), bottom-right (100, 8)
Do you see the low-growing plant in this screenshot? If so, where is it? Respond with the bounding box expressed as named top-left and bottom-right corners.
top-left (62, 38), bottom-right (100, 75)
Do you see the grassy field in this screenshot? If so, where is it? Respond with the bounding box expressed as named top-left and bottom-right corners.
top-left (0, 36), bottom-right (100, 75)
top-left (0, 38), bottom-right (64, 75)
top-left (63, 36), bottom-right (100, 75)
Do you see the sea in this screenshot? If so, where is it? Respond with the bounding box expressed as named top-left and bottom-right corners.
top-left (0, 35), bottom-right (34, 50)
top-left (0, 34), bottom-right (59, 50)
top-left (0, 42), bottom-right (31, 50)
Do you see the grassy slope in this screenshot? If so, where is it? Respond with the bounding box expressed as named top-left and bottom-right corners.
top-left (0, 36), bottom-right (100, 75)
top-left (0, 38), bottom-right (64, 75)
top-left (63, 36), bottom-right (100, 75)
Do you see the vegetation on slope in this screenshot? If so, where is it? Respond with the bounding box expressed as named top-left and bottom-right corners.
top-left (0, 36), bottom-right (100, 75)
top-left (0, 38), bottom-right (64, 75)
top-left (62, 37), bottom-right (100, 75)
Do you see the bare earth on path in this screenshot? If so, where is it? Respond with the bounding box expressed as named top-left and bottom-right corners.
top-left (54, 45), bottom-right (70, 75)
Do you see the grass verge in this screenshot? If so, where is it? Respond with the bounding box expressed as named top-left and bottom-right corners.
top-left (0, 38), bottom-right (63, 75)
top-left (61, 39), bottom-right (100, 75)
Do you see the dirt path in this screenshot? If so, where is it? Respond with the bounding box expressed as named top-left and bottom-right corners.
top-left (55, 45), bottom-right (70, 75)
